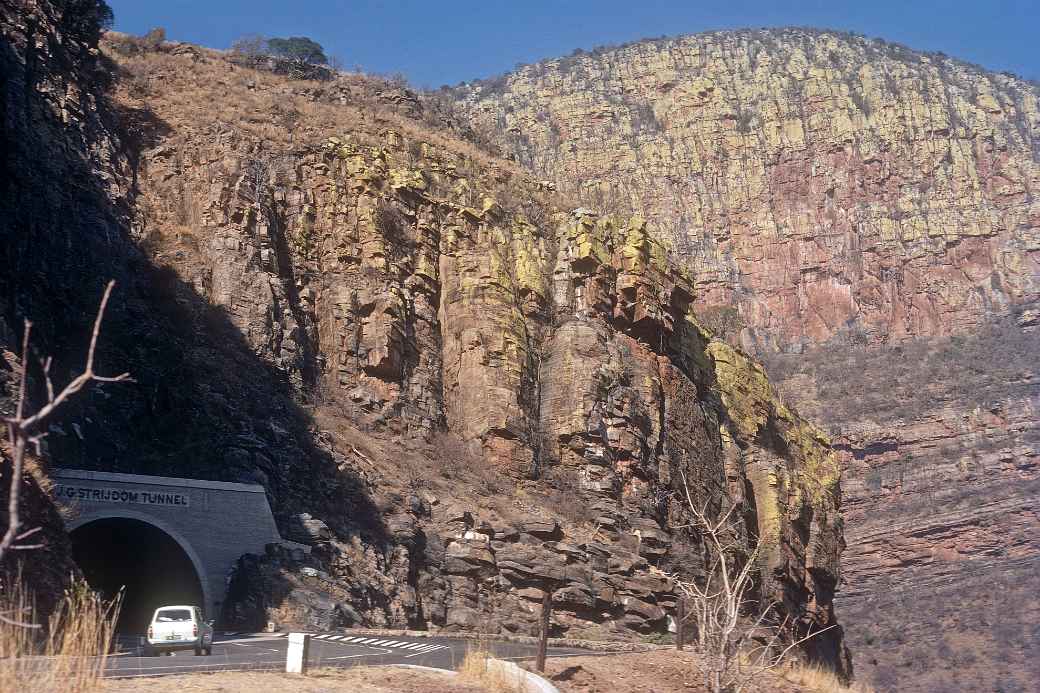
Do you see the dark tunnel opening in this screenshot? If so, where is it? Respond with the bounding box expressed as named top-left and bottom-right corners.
top-left (70, 517), bottom-right (204, 634)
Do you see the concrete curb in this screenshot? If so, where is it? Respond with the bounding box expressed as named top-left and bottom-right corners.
top-left (388, 661), bottom-right (560, 693)
top-left (388, 663), bottom-right (460, 675)
top-left (485, 658), bottom-right (562, 693)
top-left (323, 627), bottom-right (661, 653)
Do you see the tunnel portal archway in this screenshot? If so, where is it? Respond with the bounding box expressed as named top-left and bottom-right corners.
top-left (70, 517), bottom-right (205, 634)
top-left (52, 468), bottom-right (287, 629)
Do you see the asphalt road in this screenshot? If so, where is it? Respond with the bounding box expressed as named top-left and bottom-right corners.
top-left (103, 632), bottom-right (596, 678)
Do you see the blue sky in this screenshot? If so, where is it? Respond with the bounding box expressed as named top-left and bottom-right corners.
top-left (107, 1), bottom-right (1039, 88)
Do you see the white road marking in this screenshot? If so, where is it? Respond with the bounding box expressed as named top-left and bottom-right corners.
top-left (498, 652), bottom-right (601, 663)
top-left (216, 635), bottom-right (291, 645)
top-left (405, 647), bottom-right (442, 658)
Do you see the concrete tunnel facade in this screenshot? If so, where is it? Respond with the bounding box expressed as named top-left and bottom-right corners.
top-left (51, 468), bottom-right (285, 625)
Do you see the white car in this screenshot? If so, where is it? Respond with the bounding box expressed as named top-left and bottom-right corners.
top-left (145, 605), bottom-right (213, 656)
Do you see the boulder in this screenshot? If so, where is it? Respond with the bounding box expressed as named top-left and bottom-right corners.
top-left (545, 541), bottom-right (585, 559)
top-left (520, 519), bottom-right (561, 540)
top-left (495, 543), bottom-right (568, 584)
top-left (622, 596), bottom-right (665, 622)
top-left (445, 606), bottom-right (482, 630)
top-left (620, 572), bottom-right (672, 598)
top-left (607, 550), bottom-right (648, 575)
top-left (553, 584), bottom-right (595, 609)
top-left (488, 522), bottom-right (519, 542)
top-left (634, 527), bottom-right (670, 558)
top-left (287, 513), bottom-right (332, 544)
top-left (515, 587), bottom-right (546, 601)
top-left (443, 540), bottom-right (497, 577)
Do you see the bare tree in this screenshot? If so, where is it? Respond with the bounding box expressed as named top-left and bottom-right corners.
top-left (672, 469), bottom-right (835, 693)
top-left (229, 34), bottom-right (269, 68)
top-left (1, 281), bottom-right (130, 627)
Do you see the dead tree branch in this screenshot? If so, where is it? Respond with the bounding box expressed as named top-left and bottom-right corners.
top-left (671, 468), bottom-right (835, 693)
top-left (1, 281), bottom-right (130, 626)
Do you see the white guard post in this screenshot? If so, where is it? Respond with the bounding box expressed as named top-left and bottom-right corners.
top-left (286, 632), bottom-right (310, 674)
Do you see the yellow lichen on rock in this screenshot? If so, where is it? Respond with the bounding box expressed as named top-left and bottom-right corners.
top-left (706, 339), bottom-right (840, 510)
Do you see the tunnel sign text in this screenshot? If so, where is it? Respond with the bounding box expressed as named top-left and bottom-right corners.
top-left (54, 485), bottom-right (190, 507)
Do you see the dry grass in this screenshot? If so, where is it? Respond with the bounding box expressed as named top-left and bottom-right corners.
top-left (542, 650), bottom-right (873, 693)
top-left (780, 662), bottom-right (876, 693)
top-left (457, 642), bottom-right (523, 693)
top-left (102, 37), bottom-right (577, 227)
top-left (0, 577), bottom-right (121, 693)
top-left (105, 42), bottom-right (512, 175)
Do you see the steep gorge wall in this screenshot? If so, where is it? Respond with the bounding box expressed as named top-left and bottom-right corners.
top-left (2, 6), bottom-right (849, 672)
top-left (452, 28), bottom-right (1039, 692)
top-left (122, 43), bottom-right (846, 658)
top-left (0, 0), bottom-right (130, 614)
top-left (454, 29), bottom-right (1039, 346)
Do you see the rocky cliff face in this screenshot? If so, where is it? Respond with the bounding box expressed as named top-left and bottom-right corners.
top-left (114, 42), bottom-right (847, 662)
top-left (0, 0), bottom-right (130, 618)
top-left (2, 4), bottom-right (849, 673)
top-left (451, 28), bottom-right (1039, 692)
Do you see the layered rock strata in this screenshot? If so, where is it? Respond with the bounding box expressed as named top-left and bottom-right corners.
top-left (450, 28), bottom-right (1039, 692)
top-left (3, 5), bottom-right (848, 674)
top-left (132, 110), bottom-right (847, 663)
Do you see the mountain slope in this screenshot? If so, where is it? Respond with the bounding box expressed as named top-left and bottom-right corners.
top-left (1, 3), bottom-right (848, 673)
top-left (451, 28), bottom-right (1040, 692)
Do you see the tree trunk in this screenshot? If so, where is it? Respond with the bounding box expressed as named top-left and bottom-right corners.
top-left (536, 589), bottom-right (551, 672)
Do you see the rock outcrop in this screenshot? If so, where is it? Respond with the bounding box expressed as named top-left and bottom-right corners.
top-left (1, 6), bottom-right (849, 675)
top-left (450, 28), bottom-right (1039, 692)
top-left (127, 96), bottom-right (848, 661)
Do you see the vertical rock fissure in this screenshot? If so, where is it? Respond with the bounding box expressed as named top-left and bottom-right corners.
top-left (266, 192), bottom-right (319, 390)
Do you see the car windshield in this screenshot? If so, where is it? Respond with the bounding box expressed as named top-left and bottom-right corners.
top-left (155, 609), bottom-right (192, 622)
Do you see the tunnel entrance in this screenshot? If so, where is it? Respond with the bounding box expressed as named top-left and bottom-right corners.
top-left (70, 517), bottom-right (204, 635)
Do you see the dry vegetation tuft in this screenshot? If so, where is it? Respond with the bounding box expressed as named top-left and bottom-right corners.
top-left (0, 577), bottom-right (121, 693)
top-left (780, 662), bottom-right (876, 693)
top-left (458, 642), bottom-right (523, 693)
